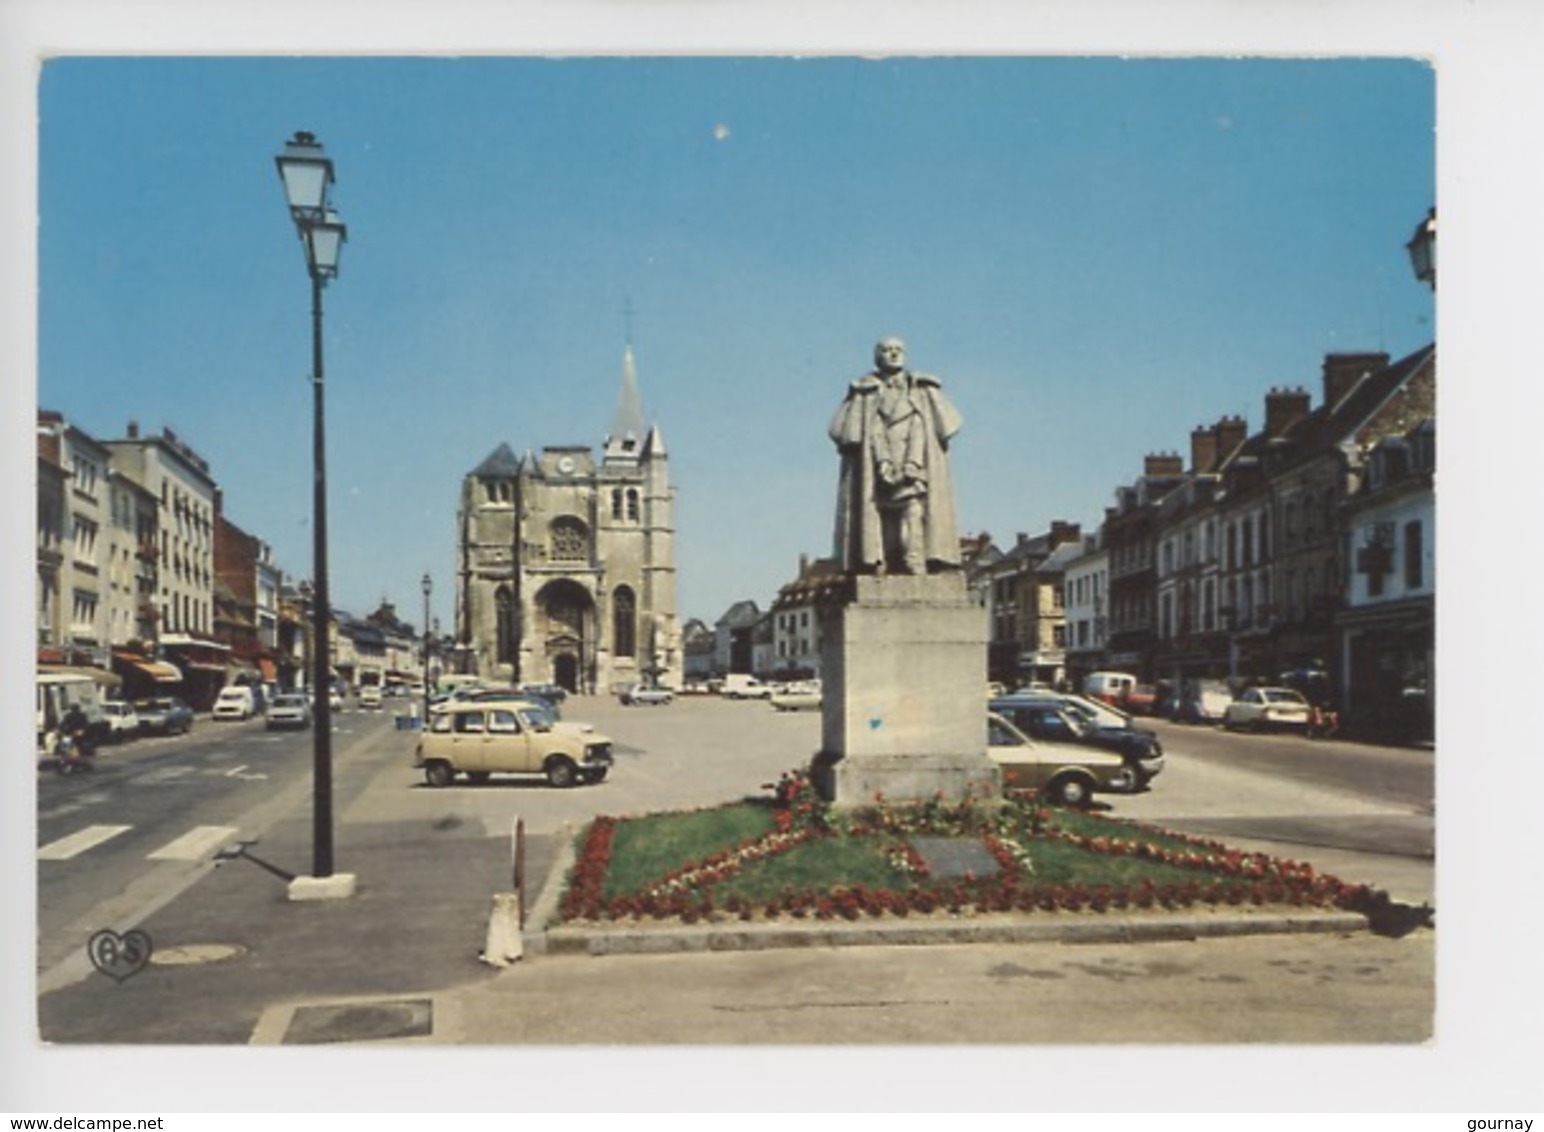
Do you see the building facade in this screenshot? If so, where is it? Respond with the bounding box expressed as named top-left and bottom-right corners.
top-left (1337, 420), bottom-right (1435, 741)
top-left (454, 348), bottom-right (681, 694)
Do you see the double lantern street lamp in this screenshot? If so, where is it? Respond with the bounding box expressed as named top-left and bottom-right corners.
top-left (1407, 207), bottom-right (1436, 290)
top-left (276, 132), bottom-right (348, 888)
top-left (422, 573), bottom-right (433, 729)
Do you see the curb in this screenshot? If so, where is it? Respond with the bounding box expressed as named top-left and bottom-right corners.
top-left (535, 909), bottom-right (1369, 956)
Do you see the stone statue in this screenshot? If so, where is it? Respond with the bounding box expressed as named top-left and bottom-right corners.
top-left (829, 337), bottom-right (963, 575)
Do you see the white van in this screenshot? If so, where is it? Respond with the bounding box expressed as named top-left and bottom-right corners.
top-left (720, 674), bottom-right (772, 700)
top-left (1084, 671), bottom-right (1137, 706)
top-left (37, 672), bottom-right (106, 752)
top-left (213, 685), bottom-right (257, 721)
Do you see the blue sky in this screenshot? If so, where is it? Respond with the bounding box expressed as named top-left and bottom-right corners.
top-left (34, 55), bottom-right (1435, 630)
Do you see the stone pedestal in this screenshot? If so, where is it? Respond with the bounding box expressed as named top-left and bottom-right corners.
top-left (811, 573), bottom-right (1000, 807)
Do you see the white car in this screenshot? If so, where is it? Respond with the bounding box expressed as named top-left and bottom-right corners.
top-left (101, 701), bottom-right (140, 742)
top-left (359, 685), bottom-right (384, 710)
top-left (1223, 687), bottom-right (1313, 732)
top-left (213, 686), bottom-right (256, 721)
top-left (266, 694), bottom-right (313, 730)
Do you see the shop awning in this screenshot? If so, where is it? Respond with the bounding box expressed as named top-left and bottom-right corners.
top-left (133, 659), bottom-right (183, 683)
top-left (39, 664), bottom-right (122, 688)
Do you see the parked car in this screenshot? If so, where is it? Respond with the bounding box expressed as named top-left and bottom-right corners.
top-left (1175, 679), bottom-right (1233, 724)
top-left (1223, 686), bottom-right (1313, 732)
top-left (519, 682), bottom-right (568, 704)
top-left (266, 693), bottom-right (313, 730)
top-left (133, 696), bottom-right (195, 736)
top-left (101, 701), bottom-right (141, 742)
top-left (990, 694), bottom-right (1164, 786)
top-left (986, 712), bottom-right (1140, 807)
top-left (414, 701), bottom-right (613, 788)
top-left (619, 683), bottom-right (674, 706)
top-left (770, 686), bottom-right (822, 712)
top-left (213, 685), bottom-right (257, 721)
top-left (358, 685), bottom-right (384, 710)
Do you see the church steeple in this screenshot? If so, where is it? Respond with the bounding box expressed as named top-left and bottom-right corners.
top-left (604, 344), bottom-right (648, 461)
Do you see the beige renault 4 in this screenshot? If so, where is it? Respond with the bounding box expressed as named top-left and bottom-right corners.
top-left (414, 701), bottom-right (613, 788)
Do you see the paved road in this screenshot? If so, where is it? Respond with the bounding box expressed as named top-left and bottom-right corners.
top-left (33, 691), bottom-right (1436, 1052)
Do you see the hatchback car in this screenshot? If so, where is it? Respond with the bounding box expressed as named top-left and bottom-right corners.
top-left (415, 701), bottom-right (613, 788)
top-left (619, 683), bottom-right (674, 706)
top-left (1223, 686), bottom-right (1313, 732)
top-left (101, 701), bottom-right (140, 742)
top-left (266, 693), bottom-right (313, 730)
top-left (990, 696), bottom-right (1164, 787)
top-left (986, 713), bottom-right (1139, 807)
top-left (212, 686), bottom-right (256, 721)
top-left (133, 697), bottom-right (194, 735)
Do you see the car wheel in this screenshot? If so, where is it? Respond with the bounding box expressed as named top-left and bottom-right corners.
top-left (545, 757), bottom-right (578, 789)
top-left (423, 761), bottom-right (455, 788)
top-left (1050, 774), bottom-right (1094, 808)
top-left (466, 771), bottom-right (491, 785)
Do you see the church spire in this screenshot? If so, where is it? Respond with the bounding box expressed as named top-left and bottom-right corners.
top-left (605, 344), bottom-right (648, 459)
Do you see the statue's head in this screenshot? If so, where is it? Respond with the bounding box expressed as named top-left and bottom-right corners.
top-left (874, 337), bottom-right (907, 373)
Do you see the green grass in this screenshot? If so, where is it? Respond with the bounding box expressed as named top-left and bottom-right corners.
top-left (602, 802), bottom-right (776, 899)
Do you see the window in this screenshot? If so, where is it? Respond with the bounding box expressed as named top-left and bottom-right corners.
top-left (611, 489), bottom-right (623, 520)
top-left (453, 711), bottom-right (485, 734)
top-left (613, 587), bottom-right (636, 657)
top-left (1404, 521), bottom-right (1424, 589)
top-left (495, 587), bottom-right (516, 664)
top-left (626, 489), bottom-right (640, 522)
top-left (551, 517), bottom-right (587, 561)
top-left (488, 710), bottom-right (520, 734)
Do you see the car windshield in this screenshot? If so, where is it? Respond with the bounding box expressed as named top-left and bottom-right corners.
top-left (1060, 695), bottom-right (1130, 729)
top-left (274, 696), bottom-right (305, 708)
top-left (1264, 689), bottom-right (1308, 704)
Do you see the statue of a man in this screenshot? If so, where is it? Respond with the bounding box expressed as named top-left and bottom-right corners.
top-left (829, 337), bottom-right (963, 575)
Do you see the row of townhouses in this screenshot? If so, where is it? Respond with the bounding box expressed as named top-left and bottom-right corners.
top-left (688, 343), bottom-right (1435, 743)
top-left (36, 411), bottom-right (433, 711)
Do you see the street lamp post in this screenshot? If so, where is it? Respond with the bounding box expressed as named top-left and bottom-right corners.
top-left (276, 131), bottom-right (350, 892)
top-left (422, 573), bottom-right (433, 727)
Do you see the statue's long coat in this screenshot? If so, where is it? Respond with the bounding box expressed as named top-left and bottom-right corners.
top-left (829, 370), bottom-right (963, 573)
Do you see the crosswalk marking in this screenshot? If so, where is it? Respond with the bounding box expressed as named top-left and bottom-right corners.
top-left (147, 825), bottom-right (240, 862)
top-left (38, 824), bottom-right (132, 861)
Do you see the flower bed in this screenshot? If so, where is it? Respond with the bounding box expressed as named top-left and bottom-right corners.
top-left (557, 769), bottom-right (1386, 926)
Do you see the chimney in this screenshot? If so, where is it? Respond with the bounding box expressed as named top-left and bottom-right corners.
top-left (798, 553), bottom-right (810, 576)
top-left (1322, 352), bottom-right (1389, 409)
top-left (1190, 425), bottom-right (1219, 474)
top-left (1143, 452), bottom-right (1184, 478)
top-left (1048, 520), bottom-right (1081, 548)
top-left (1265, 387), bottom-right (1311, 439)
top-left (1016, 532), bottom-right (1030, 549)
top-left (1215, 415), bottom-right (1248, 461)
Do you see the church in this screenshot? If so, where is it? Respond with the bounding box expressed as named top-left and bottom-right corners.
top-left (452, 347), bottom-right (680, 694)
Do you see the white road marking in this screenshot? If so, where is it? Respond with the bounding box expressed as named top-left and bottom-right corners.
top-left (38, 824), bottom-right (132, 861)
top-left (147, 825), bottom-right (240, 861)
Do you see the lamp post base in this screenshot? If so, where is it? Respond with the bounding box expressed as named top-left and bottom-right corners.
top-left (287, 873), bottom-right (358, 902)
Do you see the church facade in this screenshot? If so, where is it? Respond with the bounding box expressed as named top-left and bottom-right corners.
top-left (453, 348), bottom-right (681, 694)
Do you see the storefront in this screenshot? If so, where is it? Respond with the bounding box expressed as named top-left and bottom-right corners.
top-left (1338, 596), bottom-right (1434, 744)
